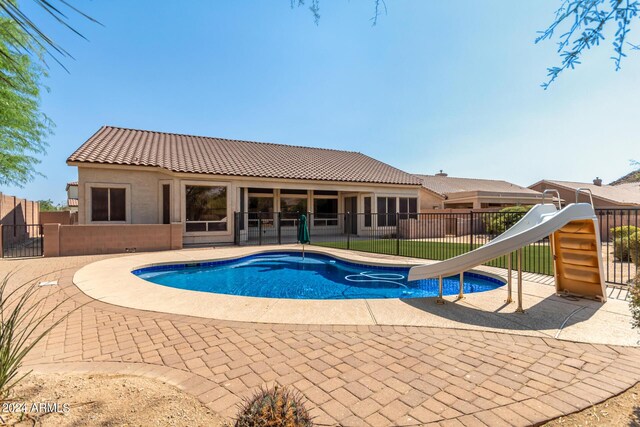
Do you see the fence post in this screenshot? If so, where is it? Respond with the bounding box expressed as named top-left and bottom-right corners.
top-left (39, 224), bottom-right (44, 256)
top-left (346, 212), bottom-right (351, 250)
top-left (233, 212), bottom-right (239, 245)
top-left (469, 211), bottom-right (474, 250)
top-left (396, 212), bottom-right (400, 255)
top-left (277, 212), bottom-right (282, 245)
top-left (258, 214), bottom-right (262, 246)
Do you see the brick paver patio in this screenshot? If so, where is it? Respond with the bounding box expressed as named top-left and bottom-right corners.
top-left (3, 254), bottom-right (640, 426)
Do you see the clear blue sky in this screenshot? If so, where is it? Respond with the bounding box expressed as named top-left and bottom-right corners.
top-left (4, 0), bottom-right (640, 204)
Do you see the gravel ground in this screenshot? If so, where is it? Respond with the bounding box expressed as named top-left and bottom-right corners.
top-left (543, 382), bottom-right (640, 426)
top-left (1, 373), bottom-right (225, 427)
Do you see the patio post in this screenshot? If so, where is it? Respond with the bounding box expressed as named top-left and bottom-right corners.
top-left (458, 272), bottom-right (464, 299)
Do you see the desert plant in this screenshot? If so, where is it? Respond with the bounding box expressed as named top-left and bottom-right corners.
top-left (0, 273), bottom-right (73, 400)
top-left (233, 384), bottom-right (313, 427)
top-left (482, 205), bottom-right (531, 236)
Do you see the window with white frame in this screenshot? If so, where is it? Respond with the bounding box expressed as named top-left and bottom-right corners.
top-left (313, 190), bottom-right (338, 226)
top-left (185, 185), bottom-right (227, 232)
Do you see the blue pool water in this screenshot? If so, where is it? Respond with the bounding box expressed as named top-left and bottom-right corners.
top-left (133, 252), bottom-right (503, 300)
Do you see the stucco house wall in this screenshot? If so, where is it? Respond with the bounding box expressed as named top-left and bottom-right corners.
top-left (77, 165), bottom-right (421, 245)
top-left (419, 188), bottom-right (445, 210)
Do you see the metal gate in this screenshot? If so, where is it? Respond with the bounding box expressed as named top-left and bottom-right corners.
top-left (1, 224), bottom-right (44, 258)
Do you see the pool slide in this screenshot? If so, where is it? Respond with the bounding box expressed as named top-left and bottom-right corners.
top-left (408, 197), bottom-right (607, 302)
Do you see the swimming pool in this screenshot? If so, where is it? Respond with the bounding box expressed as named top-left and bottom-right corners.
top-left (133, 252), bottom-right (503, 300)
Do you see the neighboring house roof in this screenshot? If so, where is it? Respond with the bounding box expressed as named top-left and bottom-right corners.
top-left (65, 181), bottom-right (78, 191)
top-left (610, 169), bottom-right (640, 186)
top-left (67, 198), bottom-right (78, 207)
top-left (67, 126), bottom-right (422, 186)
top-left (614, 182), bottom-right (640, 193)
top-left (414, 174), bottom-right (542, 198)
top-left (529, 180), bottom-right (640, 206)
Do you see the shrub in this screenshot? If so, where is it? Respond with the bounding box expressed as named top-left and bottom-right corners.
top-left (610, 225), bottom-right (640, 240)
top-left (482, 205), bottom-right (532, 236)
top-left (629, 234), bottom-right (640, 266)
top-left (613, 232), bottom-right (640, 262)
top-left (0, 275), bottom-right (74, 400)
top-left (234, 385), bottom-right (313, 427)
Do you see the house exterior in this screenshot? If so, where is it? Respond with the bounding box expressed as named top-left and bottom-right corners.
top-left (529, 178), bottom-right (640, 208)
top-left (65, 181), bottom-right (79, 213)
top-left (67, 126), bottom-right (423, 245)
top-left (415, 172), bottom-right (543, 210)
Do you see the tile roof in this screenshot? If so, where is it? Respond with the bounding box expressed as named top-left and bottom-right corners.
top-left (531, 180), bottom-right (640, 205)
top-left (610, 169), bottom-right (640, 186)
top-left (67, 198), bottom-right (78, 207)
top-left (614, 182), bottom-right (640, 193)
top-left (68, 126), bottom-right (422, 186)
top-left (414, 174), bottom-right (541, 197)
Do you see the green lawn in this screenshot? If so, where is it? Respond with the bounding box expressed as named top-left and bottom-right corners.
top-left (314, 239), bottom-right (554, 276)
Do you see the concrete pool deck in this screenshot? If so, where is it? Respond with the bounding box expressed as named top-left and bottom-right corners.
top-left (73, 244), bottom-right (637, 346)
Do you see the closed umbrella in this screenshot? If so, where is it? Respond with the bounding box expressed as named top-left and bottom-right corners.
top-left (297, 214), bottom-right (310, 258)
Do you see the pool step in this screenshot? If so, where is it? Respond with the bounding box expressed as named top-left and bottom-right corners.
top-left (551, 220), bottom-right (606, 302)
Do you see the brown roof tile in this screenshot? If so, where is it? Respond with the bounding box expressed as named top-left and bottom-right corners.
top-left (415, 174), bottom-right (541, 197)
top-left (530, 180), bottom-right (640, 205)
top-left (68, 126), bottom-right (421, 185)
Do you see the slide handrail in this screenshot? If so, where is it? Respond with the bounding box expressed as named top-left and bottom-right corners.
top-left (575, 188), bottom-right (594, 206)
top-left (541, 189), bottom-right (562, 210)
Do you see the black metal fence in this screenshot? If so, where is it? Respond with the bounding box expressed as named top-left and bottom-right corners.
top-left (597, 208), bottom-right (639, 285)
top-left (1, 224), bottom-right (44, 258)
top-left (233, 208), bottom-right (639, 285)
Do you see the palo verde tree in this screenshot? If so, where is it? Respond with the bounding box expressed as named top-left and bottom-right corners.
top-left (0, 17), bottom-right (52, 187)
top-left (294, 0), bottom-right (640, 88)
top-left (536, 0), bottom-right (639, 88)
top-left (0, 0), bottom-right (97, 186)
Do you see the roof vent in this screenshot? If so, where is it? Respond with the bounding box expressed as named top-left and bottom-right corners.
top-left (435, 170), bottom-right (448, 177)
top-left (593, 177), bottom-right (602, 186)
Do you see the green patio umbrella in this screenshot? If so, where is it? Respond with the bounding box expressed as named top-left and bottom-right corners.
top-left (297, 214), bottom-right (310, 258)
